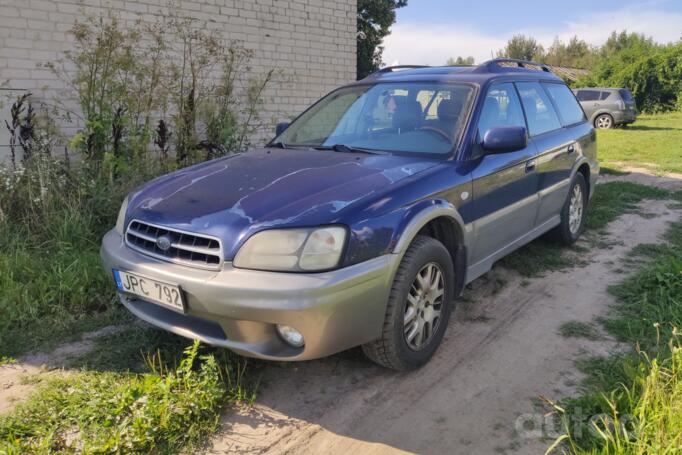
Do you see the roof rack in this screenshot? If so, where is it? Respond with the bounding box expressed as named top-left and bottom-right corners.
top-left (373, 65), bottom-right (430, 75)
top-left (479, 58), bottom-right (552, 73)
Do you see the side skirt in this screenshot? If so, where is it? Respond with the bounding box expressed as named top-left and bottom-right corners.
top-left (463, 215), bottom-right (561, 284)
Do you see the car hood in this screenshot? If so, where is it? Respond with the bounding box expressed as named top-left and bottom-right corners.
top-left (127, 148), bottom-right (440, 260)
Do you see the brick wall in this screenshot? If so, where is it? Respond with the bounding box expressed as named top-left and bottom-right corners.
top-left (0, 0), bottom-right (356, 157)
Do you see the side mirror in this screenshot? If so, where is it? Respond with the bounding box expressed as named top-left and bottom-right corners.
top-left (275, 122), bottom-right (290, 136)
top-left (481, 126), bottom-right (527, 153)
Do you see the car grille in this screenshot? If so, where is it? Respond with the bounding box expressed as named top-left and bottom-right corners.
top-left (125, 220), bottom-right (222, 269)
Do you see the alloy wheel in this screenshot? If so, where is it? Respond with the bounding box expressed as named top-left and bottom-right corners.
top-left (596, 115), bottom-right (613, 129)
top-left (404, 262), bottom-right (444, 350)
top-left (568, 184), bottom-right (584, 234)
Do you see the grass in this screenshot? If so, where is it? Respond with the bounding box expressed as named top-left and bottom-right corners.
top-left (0, 342), bottom-right (237, 453)
top-left (559, 321), bottom-right (601, 341)
top-left (548, 219), bottom-right (682, 454)
top-left (597, 111), bottom-right (682, 174)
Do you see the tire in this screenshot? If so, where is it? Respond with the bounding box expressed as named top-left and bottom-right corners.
top-left (549, 173), bottom-right (588, 245)
top-left (362, 236), bottom-right (454, 371)
top-left (594, 113), bottom-right (614, 129)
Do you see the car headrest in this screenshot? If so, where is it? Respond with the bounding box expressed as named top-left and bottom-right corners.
top-left (392, 100), bottom-right (423, 131)
top-left (437, 99), bottom-right (462, 123)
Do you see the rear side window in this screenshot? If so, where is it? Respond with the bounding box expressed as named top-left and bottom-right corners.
top-left (619, 89), bottom-right (634, 102)
top-left (543, 83), bottom-right (585, 126)
top-left (477, 83), bottom-right (526, 139)
top-left (516, 82), bottom-right (562, 136)
top-left (600, 91), bottom-right (611, 100)
top-left (576, 90), bottom-right (600, 102)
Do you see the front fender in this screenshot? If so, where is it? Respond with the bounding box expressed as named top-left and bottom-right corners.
top-left (391, 199), bottom-right (469, 254)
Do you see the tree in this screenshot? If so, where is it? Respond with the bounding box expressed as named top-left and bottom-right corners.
top-left (543, 36), bottom-right (597, 69)
top-left (357, 0), bottom-right (408, 79)
top-left (446, 56), bottom-right (474, 66)
top-left (602, 31), bottom-right (655, 58)
top-left (497, 34), bottom-right (544, 61)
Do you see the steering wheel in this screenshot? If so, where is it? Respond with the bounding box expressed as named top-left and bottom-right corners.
top-left (418, 126), bottom-right (451, 142)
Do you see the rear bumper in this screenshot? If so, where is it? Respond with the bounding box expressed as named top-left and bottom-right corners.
top-left (100, 229), bottom-right (399, 360)
top-left (613, 110), bottom-right (637, 124)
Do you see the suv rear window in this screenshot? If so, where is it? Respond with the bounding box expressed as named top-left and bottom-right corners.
top-left (543, 83), bottom-right (585, 126)
top-left (619, 89), bottom-right (634, 102)
top-left (576, 90), bottom-right (600, 102)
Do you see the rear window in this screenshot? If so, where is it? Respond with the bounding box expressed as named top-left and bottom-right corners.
top-left (543, 83), bottom-right (585, 126)
top-left (619, 89), bottom-right (634, 102)
top-left (576, 90), bottom-right (600, 102)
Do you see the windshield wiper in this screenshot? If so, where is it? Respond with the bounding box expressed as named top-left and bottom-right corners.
top-left (269, 141), bottom-right (287, 149)
top-left (315, 144), bottom-right (387, 155)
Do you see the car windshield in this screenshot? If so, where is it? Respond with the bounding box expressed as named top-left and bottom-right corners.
top-left (273, 82), bottom-right (475, 156)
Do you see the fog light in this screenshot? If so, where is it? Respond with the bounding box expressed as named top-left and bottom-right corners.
top-left (276, 324), bottom-right (304, 348)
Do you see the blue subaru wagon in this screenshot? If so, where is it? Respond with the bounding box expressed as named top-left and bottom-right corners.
top-left (101, 59), bottom-right (598, 370)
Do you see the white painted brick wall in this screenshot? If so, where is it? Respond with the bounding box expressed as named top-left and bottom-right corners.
top-left (0, 0), bottom-right (357, 154)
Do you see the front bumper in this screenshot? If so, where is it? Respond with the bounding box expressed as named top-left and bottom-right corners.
top-left (100, 230), bottom-right (399, 360)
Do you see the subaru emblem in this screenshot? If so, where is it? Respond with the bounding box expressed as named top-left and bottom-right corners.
top-left (156, 235), bottom-right (172, 251)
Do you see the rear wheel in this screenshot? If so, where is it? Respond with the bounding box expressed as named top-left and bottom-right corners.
top-left (362, 236), bottom-right (454, 370)
top-left (594, 113), bottom-right (614, 129)
top-left (549, 173), bottom-right (588, 245)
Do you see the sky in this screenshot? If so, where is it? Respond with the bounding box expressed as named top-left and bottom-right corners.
top-left (382, 0), bottom-right (682, 66)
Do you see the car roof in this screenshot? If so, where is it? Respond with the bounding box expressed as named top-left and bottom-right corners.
top-left (349, 59), bottom-right (564, 86)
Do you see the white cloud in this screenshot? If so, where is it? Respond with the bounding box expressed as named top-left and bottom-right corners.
top-left (382, 7), bottom-right (682, 66)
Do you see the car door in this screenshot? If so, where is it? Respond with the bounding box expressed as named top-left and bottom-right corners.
top-left (469, 83), bottom-right (539, 268)
top-left (534, 82), bottom-right (586, 224)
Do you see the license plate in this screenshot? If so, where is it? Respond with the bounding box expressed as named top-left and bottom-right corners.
top-left (113, 269), bottom-right (185, 312)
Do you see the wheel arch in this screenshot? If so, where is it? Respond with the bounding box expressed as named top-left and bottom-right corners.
top-left (392, 202), bottom-right (469, 296)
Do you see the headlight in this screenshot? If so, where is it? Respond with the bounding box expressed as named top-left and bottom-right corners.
top-left (234, 226), bottom-right (346, 272)
top-left (115, 196), bottom-right (129, 235)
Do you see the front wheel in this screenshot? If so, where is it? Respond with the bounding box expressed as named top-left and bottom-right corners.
top-left (549, 173), bottom-right (588, 245)
top-left (362, 236), bottom-right (454, 370)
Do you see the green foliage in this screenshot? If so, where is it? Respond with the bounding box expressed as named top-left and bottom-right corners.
top-left (497, 34), bottom-right (544, 61)
top-left (45, 10), bottom-right (274, 169)
top-left (0, 342), bottom-right (228, 453)
top-left (357, 0), bottom-right (408, 79)
top-left (543, 36), bottom-right (598, 69)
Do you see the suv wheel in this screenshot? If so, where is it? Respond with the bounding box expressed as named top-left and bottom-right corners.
top-left (549, 173), bottom-right (588, 245)
top-left (594, 113), bottom-right (614, 129)
top-left (362, 236), bottom-right (454, 370)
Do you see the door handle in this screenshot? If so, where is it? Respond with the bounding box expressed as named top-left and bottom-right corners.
top-left (567, 145), bottom-right (575, 154)
top-left (525, 159), bottom-right (536, 173)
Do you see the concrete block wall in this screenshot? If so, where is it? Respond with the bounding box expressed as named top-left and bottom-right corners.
top-left (0, 0), bottom-right (356, 157)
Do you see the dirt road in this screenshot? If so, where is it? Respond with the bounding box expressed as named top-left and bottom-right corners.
top-left (206, 197), bottom-right (682, 455)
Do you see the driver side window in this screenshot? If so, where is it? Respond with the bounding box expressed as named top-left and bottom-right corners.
top-left (477, 83), bottom-right (526, 141)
